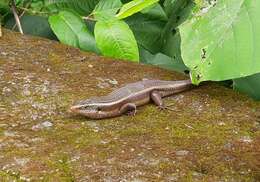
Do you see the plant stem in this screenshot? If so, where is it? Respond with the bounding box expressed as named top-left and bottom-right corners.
top-left (11, 0), bottom-right (23, 34)
top-left (82, 16), bottom-right (96, 22)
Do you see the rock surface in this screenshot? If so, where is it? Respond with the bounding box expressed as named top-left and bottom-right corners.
top-left (0, 29), bottom-right (260, 181)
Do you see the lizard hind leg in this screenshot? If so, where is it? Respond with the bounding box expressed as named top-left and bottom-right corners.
top-left (151, 91), bottom-right (175, 111)
top-left (151, 91), bottom-right (164, 108)
top-left (120, 103), bottom-right (137, 116)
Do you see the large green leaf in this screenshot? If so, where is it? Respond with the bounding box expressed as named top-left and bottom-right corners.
top-left (125, 13), bottom-right (165, 53)
top-left (49, 10), bottom-right (99, 53)
top-left (161, 0), bottom-right (192, 56)
top-left (162, 31), bottom-right (186, 69)
top-left (43, 0), bottom-right (99, 15)
top-left (140, 47), bottom-right (187, 73)
top-left (161, 1), bottom-right (194, 69)
top-left (116, 0), bottom-right (159, 19)
top-left (179, 0), bottom-right (260, 84)
top-left (92, 0), bottom-right (122, 21)
top-left (163, 0), bottom-right (178, 17)
top-left (94, 20), bottom-right (139, 61)
top-left (141, 3), bottom-right (167, 21)
top-left (233, 73), bottom-right (260, 100)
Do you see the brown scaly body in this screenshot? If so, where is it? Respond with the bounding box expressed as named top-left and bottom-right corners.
top-left (70, 79), bottom-right (193, 119)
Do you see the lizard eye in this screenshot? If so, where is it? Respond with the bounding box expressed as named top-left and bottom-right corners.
top-left (97, 107), bottom-right (102, 111)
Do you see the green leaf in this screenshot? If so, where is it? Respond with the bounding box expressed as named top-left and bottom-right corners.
top-left (116, 0), bottom-right (159, 19)
top-left (140, 47), bottom-right (187, 73)
top-left (0, 0), bottom-right (9, 9)
top-left (162, 31), bottom-right (187, 70)
top-left (233, 73), bottom-right (260, 100)
top-left (161, 0), bottom-right (192, 58)
top-left (0, 0), bottom-right (10, 16)
top-left (5, 14), bottom-right (56, 39)
top-left (163, 0), bottom-right (178, 17)
top-left (49, 10), bottom-right (99, 53)
top-left (92, 0), bottom-right (122, 21)
top-left (29, 1), bottom-right (45, 12)
top-left (179, 0), bottom-right (260, 83)
top-left (44, 0), bottom-right (99, 15)
top-left (94, 20), bottom-right (139, 61)
top-left (141, 3), bottom-right (167, 21)
top-left (125, 13), bottom-right (165, 53)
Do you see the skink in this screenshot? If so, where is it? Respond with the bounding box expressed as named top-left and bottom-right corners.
top-left (70, 79), bottom-right (193, 119)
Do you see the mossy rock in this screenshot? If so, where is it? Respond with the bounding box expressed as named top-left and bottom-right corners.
top-left (0, 29), bottom-right (260, 181)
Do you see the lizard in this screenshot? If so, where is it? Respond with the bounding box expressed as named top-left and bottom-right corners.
top-left (70, 79), bottom-right (193, 119)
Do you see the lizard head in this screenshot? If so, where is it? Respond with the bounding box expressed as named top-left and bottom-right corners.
top-left (70, 99), bottom-right (101, 117)
top-left (70, 99), bottom-right (116, 119)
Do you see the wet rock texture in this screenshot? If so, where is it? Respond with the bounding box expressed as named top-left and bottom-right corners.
top-left (0, 29), bottom-right (260, 181)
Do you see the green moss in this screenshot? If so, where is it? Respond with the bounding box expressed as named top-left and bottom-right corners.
top-left (0, 170), bottom-right (23, 182)
top-left (45, 154), bottom-right (75, 181)
top-left (0, 29), bottom-right (260, 181)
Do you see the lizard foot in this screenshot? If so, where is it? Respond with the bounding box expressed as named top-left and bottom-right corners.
top-left (158, 105), bottom-right (175, 111)
top-left (120, 103), bottom-right (137, 116)
top-left (126, 110), bottom-right (136, 116)
top-left (126, 109), bottom-right (137, 116)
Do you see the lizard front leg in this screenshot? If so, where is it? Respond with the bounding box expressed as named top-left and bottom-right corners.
top-left (119, 103), bottom-right (137, 116)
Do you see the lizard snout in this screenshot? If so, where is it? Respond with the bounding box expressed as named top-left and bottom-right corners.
top-left (70, 105), bottom-right (81, 113)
